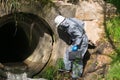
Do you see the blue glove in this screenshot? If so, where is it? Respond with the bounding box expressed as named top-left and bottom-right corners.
top-left (72, 45), bottom-right (78, 51)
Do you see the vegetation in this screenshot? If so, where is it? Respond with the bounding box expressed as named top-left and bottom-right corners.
top-left (38, 58), bottom-right (71, 80)
top-left (106, 61), bottom-right (120, 80)
top-left (106, 17), bottom-right (120, 46)
top-left (103, 0), bottom-right (120, 79)
top-left (106, 0), bottom-right (120, 13)
top-left (105, 16), bottom-right (120, 80)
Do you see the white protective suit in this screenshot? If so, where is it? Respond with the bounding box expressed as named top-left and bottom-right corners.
top-left (59, 18), bottom-right (88, 78)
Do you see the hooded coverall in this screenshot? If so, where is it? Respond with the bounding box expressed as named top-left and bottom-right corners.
top-left (59, 18), bottom-right (88, 78)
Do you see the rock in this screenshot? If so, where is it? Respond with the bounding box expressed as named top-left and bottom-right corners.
top-left (84, 20), bottom-right (103, 45)
top-left (75, 1), bottom-right (104, 45)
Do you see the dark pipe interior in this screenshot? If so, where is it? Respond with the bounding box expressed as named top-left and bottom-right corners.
top-left (0, 12), bottom-right (54, 66)
top-left (0, 21), bottom-right (31, 63)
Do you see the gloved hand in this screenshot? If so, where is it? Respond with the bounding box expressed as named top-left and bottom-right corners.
top-left (72, 45), bottom-right (78, 51)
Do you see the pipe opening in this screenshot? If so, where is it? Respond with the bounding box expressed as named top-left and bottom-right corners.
top-left (0, 12), bottom-right (54, 65)
top-left (0, 21), bottom-right (31, 63)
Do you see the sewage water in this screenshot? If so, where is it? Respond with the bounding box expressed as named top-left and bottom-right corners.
top-left (7, 72), bottom-right (27, 80)
top-left (6, 72), bottom-right (47, 80)
top-left (3, 63), bottom-right (47, 80)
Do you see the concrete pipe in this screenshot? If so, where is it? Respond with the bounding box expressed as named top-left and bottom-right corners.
top-left (0, 12), bottom-right (54, 77)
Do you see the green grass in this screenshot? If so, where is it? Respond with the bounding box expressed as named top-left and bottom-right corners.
top-left (105, 61), bottom-right (120, 80)
top-left (106, 17), bottom-right (120, 43)
top-left (38, 58), bottom-right (65, 80)
top-left (105, 16), bottom-right (120, 80)
top-left (39, 66), bottom-right (57, 80)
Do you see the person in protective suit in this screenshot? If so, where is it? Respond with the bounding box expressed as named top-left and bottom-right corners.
top-left (54, 15), bottom-right (88, 80)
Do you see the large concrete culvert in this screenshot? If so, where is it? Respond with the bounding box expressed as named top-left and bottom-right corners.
top-left (0, 12), bottom-right (54, 77)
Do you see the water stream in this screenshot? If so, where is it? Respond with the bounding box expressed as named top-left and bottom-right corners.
top-left (7, 72), bottom-right (27, 80)
top-left (2, 62), bottom-right (47, 80)
top-left (6, 72), bottom-right (46, 80)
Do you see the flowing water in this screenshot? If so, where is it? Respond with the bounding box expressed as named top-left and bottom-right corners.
top-left (7, 72), bottom-right (27, 80)
top-left (6, 72), bottom-right (47, 80)
top-left (2, 62), bottom-right (47, 80)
